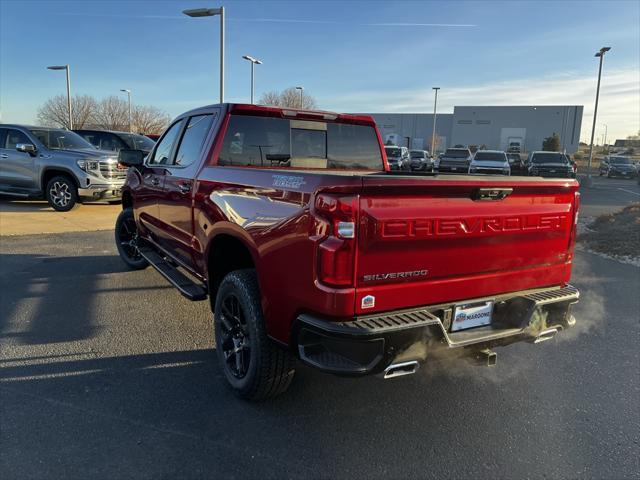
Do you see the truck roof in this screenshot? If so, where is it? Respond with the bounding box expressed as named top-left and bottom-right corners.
top-left (176, 103), bottom-right (377, 126)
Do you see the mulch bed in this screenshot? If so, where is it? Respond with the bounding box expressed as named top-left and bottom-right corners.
top-left (579, 203), bottom-right (640, 259)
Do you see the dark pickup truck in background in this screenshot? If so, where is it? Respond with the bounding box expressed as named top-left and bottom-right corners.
top-left (436, 147), bottom-right (473, 173)
top-left (116, 104), bottom-right (581, 400)
top-left (526, 151), bottom-right (577, 178)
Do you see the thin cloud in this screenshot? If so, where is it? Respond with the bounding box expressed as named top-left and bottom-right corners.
top-left (53, 12), bottom-right (476, 27)
top-left (329, 68), bottom-right (639, 141)
top-left (231, 18), bottom-right (476, 27)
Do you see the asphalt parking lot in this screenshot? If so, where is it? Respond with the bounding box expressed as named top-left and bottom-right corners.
top-left (1, 176), bottom-right (639, 479)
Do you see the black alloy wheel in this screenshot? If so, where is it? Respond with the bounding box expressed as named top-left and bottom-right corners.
top-left (115, 207), bottom-right (148, 270)
top-left (218, 293), bottom-right (251, 379)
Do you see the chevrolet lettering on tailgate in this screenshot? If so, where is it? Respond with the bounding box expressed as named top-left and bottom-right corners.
top-left (379, 213), bottom-right (569, 239)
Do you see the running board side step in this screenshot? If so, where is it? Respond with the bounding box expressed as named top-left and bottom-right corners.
top-left (138, 246), bottom-right (207, 301)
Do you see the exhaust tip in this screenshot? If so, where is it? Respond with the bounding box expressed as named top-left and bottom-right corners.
top-left (476, 348), bottom-right (497, 367)
top-left (534, 327), bottom-right (559, 344)
top-left (383, 361), bottom-right (419, 379)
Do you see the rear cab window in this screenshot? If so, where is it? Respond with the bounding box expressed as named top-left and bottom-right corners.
top-left (218, 115), bottom-right (383, 170)
top-left (531, 153), bottom-right (567, 164)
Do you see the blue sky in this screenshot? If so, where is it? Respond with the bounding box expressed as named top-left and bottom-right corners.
top-left (1, 0), bottom-right (638, 141)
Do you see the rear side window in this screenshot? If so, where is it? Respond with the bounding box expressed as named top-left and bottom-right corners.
top-left (149, 120), bottom-right (185, 165)
top-left (173, 114), bottom-right (215, 167)
top-left (531, 153), bottom-right (566, 164)
top-left (474, 152), bottom-right (507, 161)
top-left (218, 115), bottom-right (383, 170)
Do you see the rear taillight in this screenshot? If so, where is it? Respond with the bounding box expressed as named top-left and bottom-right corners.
top-left (313, 194), bottom-right (358, 287)
top-left (568, 191), bottom-right (580, 255)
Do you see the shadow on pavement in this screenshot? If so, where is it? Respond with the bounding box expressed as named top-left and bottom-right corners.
top-left (0, 253), bottom-right (165, 345)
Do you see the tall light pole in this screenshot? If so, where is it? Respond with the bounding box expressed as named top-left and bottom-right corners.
top-left (430, 87), bottom-right (440, 156)
top-left (120, 89), bottom-right (132, 132)
top-left (47, 65), bottom-right (72, 129)
top-left (242, 55), bottom-right (262, 104)
top-left (183, 6), bottom-right (225, 103)
top-left (586, 46), bottom-right (611, 187)
top-left (295, 86), bottom-right (304, 109)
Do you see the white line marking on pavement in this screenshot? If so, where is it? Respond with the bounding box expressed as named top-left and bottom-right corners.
top-left (617, 188), bottom-right (640, 196)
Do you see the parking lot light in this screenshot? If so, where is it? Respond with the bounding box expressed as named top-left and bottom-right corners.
top-left (242, 55), bottom-right (263, 104)
top-left (183, 6), bottom-right (225, 103)
top-left (120, 89), bottom-right (132, 132)
top-left (47, 65), bottom-right (73, 129)
top-left (586, 46), bottom-right (611, 187)
top-left (431, 87), bottom-right (440, 157)
top-left (295, 86), bottom-right (304, 109)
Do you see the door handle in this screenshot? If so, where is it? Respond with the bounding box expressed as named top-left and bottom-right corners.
top-left (179, 183), bottom-right (191, 194)
top-left (150, 177), bottom-right (160, 186)
top-left (0, 154), bottom-right (8, 159)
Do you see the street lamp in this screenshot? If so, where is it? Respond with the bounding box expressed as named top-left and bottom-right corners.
top-left (47, 65), bottom-right (72, 129)
top-left (430, 87), bottom-right (440, 157)
top-left (602, 123), bottom-right (608, 151)
top-left (183, 6), bottom-right (225, 103)
top-left (586, 46), bottom-right (611, 187)
top-left (242, 55), bottom-right (262, 104)
top-left (120, 89), bottom-right (132, 132)
top-left (295, 86), bottom-right (304, 109)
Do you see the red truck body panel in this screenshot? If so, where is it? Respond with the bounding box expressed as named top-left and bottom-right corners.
top-left (126, 104), bottom-right (579, 345)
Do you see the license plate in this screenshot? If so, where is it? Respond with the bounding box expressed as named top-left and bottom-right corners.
top-left (451, 167), bottom-right (458, 171)
top-left (549, 170), bottom-right (556, 173)
top-left (451, 300), bottom-right (493, 332)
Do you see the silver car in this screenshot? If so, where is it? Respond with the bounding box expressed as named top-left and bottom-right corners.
top-left (384, 146), bottom-right (411, 171)
top-left (469, 150), bottom-right (511, 175)
top-left (0, 125), bottom-right (125, 211)
top-left (409, 150), bottom-right (434, 172)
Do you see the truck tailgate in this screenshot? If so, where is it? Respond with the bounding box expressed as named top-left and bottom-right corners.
top-left (355, 175), bottom-right (579, 315)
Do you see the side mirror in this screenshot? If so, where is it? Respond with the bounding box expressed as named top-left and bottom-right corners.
top-left (16, 143), bottom-right (36, 156)
top-left (118, 149), bottom-right (145, 167)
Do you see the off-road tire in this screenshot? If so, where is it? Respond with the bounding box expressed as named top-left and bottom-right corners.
top-left (214, 269), bottom-right (295, 400)
top-left (115, 207), bottom-right (148, 270)
top-left (45, 175), bottom-right (78, 211)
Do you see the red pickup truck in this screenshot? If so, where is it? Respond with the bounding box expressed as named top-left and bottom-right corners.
top-left (116, 103), bottom-right (580, 400)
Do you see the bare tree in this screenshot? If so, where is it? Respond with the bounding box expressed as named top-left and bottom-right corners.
top-left (36, 94), bottom-right (171, 134)
top-left (93, 95), bottom-right (129, 130)
top-left (36, 94), bottom-right (97, 129)
top-left (258, 90), bottom-right (282, 107)
top-left (281, 87), bottom-right (317, 109)
top-left (132, 105), bottom-right (171, 134)
top-left (258, 87), bottom-right (317, 109)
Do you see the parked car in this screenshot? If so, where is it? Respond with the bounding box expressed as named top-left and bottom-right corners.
top-left (0, 125), bottom-right (125, 211)
top-left (507, 140), bottom-right (522, 153)
top-left (145, 133), bottom-right (161, 141)
top-left (507, 153), bottom-right (526, 175)
top-left (526, 151), bottom-right (575, 178)
top-left (598, 155), bottom-right (638, 179)
top-left (115, 103), bottom-right (581, 400)
top-left (436, 147), bottom-right (473, 173)
top-left (75, 129), bottom-right (156, 156)
top-left (469, 150), bottom-right (510, 175)
top-left (564, 154), bottom-right (578, 177)
top-left (409, 150), bottom-right (434, 172)
top-left (384, 145), bottom-right (411, 171)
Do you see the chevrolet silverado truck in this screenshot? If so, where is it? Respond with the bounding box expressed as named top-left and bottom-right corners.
top-left (0, 125), bottom-right (125, 211)
top-left (115, 104), bottom-right (580, 400)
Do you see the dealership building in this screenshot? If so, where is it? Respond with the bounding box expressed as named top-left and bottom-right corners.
top-left (363, 105), bottom-right (584, 154)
